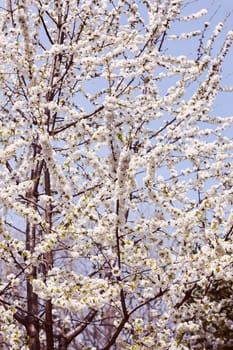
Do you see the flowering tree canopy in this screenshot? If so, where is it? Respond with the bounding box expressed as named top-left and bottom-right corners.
top-left (0, 0), bottom-right (233, 349)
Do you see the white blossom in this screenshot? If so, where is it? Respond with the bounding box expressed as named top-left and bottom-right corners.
top-left (0, 1), bottom-right (232, 349)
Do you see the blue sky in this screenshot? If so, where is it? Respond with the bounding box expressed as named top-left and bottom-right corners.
top-left (168, 0), bottom-right (233, 118)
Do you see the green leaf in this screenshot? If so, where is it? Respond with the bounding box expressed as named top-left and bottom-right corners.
top-left (116, 133), bottom-right (124, 143)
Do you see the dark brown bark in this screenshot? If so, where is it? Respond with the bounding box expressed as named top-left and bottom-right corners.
top-left (58, 310), bottom-right (97, 350)
top-left (44, 165), bottom-right (55, 350)
top-left (24, 143), bottom-right (42, 349)
top-left (58, 336), bottom-right (69, 350)
top-left (101, 317), bottom-right (129, 350)
top-left (26, 221), bottom-right (40, 350)
top-left (45, 299), bottom-right (54, 350)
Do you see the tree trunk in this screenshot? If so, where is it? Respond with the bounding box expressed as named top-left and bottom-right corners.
top-left (58, 336), bottom-right (69, 350)
top-left (25, 154), bottom-right (42, 349)
top-left (45, 299), bottom-right (54, 349)
top-left (26, 265), bottom-right (40, 350)
top-left (44, 166), bottom-right (55, 349)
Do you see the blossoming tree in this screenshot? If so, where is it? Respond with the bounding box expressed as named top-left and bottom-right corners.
top-left (0, 0), bottom-right (233, 349)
